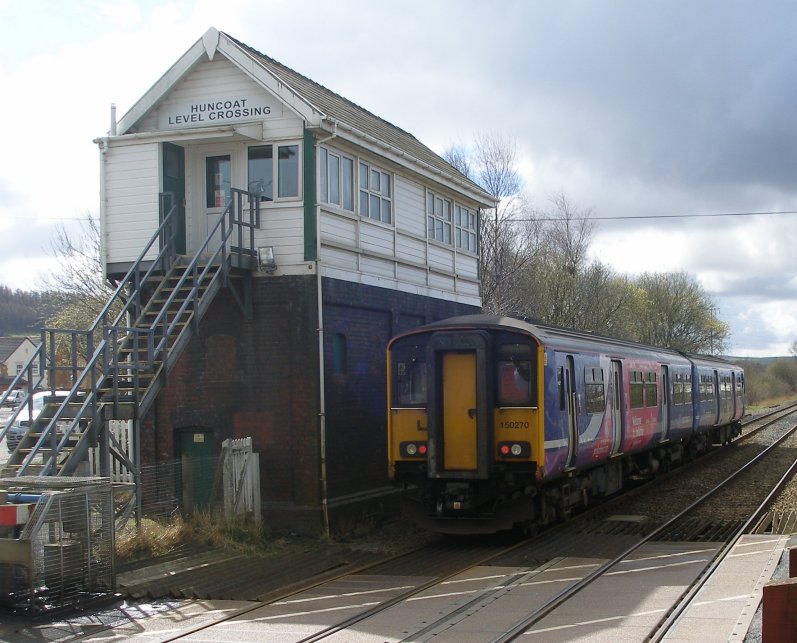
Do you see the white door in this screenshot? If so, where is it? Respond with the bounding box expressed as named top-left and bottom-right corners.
top-left (203, 152), bottom-right (233, 250)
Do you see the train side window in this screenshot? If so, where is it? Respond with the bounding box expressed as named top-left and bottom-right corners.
top-left (585, 367), bottom-right (605, 413)
top-left (558, 367), bottom-right (565, 410)
top-left (396, 360), bottom-right (426, 405)
top-left (630, 371), bottom-right (644, 409)
top-left (673, 374), bottom-right (683, 405)
top-left (684, 374), bottom-right (693, 403)
top-left (645, 372), bottom-right (657, 407)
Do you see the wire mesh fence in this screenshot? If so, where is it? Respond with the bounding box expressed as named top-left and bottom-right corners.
top-left (0, 477), bottom-right (114, 612)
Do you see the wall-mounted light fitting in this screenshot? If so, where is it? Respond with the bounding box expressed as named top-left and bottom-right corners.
top-left (258, 246), bottom-right (277, 273)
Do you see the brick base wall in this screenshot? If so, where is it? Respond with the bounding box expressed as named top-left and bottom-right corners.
top-left (140, 274), bottom-right (477, 534)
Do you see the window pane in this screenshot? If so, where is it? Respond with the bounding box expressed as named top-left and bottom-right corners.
top-left (370, 194), bottom-right (380, 219)
top-left (382, 199), bottom-right (391, 223)
top-left (278, 145), bottom-right (299, 197)
top-left (319, 148), bottom-right (328, 203)
top-left (398, 361), bottom-right (426, 405)
top-left (381, 173), bottom-right (390, 197)
top-left (342, 157), bottom-right (353, 210)
top-left (360, 163), bottom-right (368, 189)
top-left (247, 146), bottom-right (273, 202)
top-left (427, 192), bottom-right (434, 214)
top-left (206, 155), bottom-right (231, 207)
top-left (329, 153), bottom-right (340, 205)
top-left (360, 190), bottom-right (369, 216)
top-left (370, 169), bottom-right (380, 191)
top-left (498, 361), bottom-right (531, 404)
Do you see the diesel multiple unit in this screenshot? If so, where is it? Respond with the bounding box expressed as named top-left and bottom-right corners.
top-left (387, 315), bottom-right (745, 533)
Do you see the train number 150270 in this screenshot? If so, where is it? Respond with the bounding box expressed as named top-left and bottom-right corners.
top-left (499, 421), bottom-right (529, 429)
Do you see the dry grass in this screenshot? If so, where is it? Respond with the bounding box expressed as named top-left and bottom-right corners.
top-left (115, 511), bottom-right (272, 561)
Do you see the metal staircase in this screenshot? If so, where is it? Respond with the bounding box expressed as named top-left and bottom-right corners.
top-left (0, 189), bottom-right (260, 521)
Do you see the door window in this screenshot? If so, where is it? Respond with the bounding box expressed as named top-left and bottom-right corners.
top-left (206, 155), bottom-right (231, 207)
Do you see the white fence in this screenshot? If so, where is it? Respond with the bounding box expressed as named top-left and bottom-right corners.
top-left (221, 437), bottom-right (261, 523)
top-left (89, 419), bottom-right (134, 482)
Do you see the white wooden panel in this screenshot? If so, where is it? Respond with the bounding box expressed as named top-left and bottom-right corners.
top-left (137, 57), bottom-right (302, 137)
top-left (258, 206), bottom-right (305, 265)
top-left (320, 210), bottom-right (357, 246)
top-left (457, 280), bottom-right (480, 297)
top-left (103, 142), bottom-right (160, 264)
top-left (322, 246), bottom-right (359, 270)
top-left (455, 253), bottom-right (479, 280)
top-left (429, 272), bottom-right (455, 292)
top-left (395, 234), bottom-right (426, 266)
top-left (360, 256), bottom-right (395, 279)
top-left (396, 265), bottom-right (428, 286)
top-left (359, 222), bottom-right (394, 255)
top-left (394, 175), bottom-right (425, 237)
top-left (428, 244), bottom-right (455, 272)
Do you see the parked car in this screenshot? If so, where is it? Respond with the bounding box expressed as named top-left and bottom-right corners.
top-left (1, 389), bottom-right (24, 407)
top-left (5, 390), bottom-right (71, 453)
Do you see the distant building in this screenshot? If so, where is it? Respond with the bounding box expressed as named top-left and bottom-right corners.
top-left (95, 28), bottom-right (494, 532)
top-left (0, 336), bottom-right (43, 389)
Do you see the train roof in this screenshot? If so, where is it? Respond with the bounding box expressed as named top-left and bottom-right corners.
top-left (392, 314), bottom-right (742, 370)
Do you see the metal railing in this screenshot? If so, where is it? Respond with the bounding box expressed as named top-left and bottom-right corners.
top-left (1, 190), bottom-right (260, 482)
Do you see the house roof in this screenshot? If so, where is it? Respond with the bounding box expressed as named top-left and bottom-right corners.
top-left (223, 33), bottom-right (492, 204)
top-left (0, 336), bottom-right (35, 362)
top-left (112, 28), bottom-right (495, 209)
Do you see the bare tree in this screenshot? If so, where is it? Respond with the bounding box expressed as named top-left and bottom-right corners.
top-left (38, 216), bottom-right (117, 363)
top-left (444, 133), bottom-right (538, 315)
top-left (790, 340), bottom-right (797, 358)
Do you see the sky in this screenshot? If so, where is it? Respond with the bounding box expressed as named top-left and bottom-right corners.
top-left (0, 0), bottom-right (795, 357)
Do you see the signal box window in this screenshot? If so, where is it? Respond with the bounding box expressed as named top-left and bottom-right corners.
top-left (359, 162), bottom-right (392, 223)
top-left (248, 143), bottom-right (300, 201)
top-left (585, 367), bottom-right (605, 414)
top-left (319, 147), bottom-right (354, 211)
top-left (332, 333), bottom-right (347, 375)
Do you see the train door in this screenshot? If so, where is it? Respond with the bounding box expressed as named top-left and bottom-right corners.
top-left (610, 360), bottom-right (623, 454)
top-left (426, 331), bottom-right (490, 478)
top-left (660, 365), bottom-right (670, 440)
top-left (564, 355), bottom-right (578, 468)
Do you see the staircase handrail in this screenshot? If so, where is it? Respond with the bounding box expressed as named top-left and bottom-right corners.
top-left (16, 338), bottom-right (110, 475)
top-left (1, 199), bottom-right (177, 412)
top-left (7, 188), bottom-right (259, 476)
top-left (147, 189), bottom-right (259, 364)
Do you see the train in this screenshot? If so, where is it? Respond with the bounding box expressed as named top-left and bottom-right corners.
top-left (386, 315), bottom-right (745, 533)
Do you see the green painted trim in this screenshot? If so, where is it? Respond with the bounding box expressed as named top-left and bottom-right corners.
top-left (303, 128), bottom-right (317, 261)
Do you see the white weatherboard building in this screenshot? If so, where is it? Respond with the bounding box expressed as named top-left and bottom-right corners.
top-left (96, 28), bottom-right (494, 532)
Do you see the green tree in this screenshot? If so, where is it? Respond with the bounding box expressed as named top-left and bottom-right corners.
top-left (633, 271), bottom-right (728, 354)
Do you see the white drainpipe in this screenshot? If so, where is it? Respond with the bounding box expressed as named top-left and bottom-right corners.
top-left (316, 121), bottom-right (337, 537)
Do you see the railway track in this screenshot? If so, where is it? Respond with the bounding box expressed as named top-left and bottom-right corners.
top-left (13, 403), bottom-right (797, 641)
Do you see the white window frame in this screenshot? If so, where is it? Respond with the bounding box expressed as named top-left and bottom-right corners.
top-left (319, 147), bottom-right (354, 211)
top-left (455, 204), bottom-right (478, 253)
top-left (247, 140), bottom-right (302, 202)
top-left (359, 161), bottom-right (392, 223)
top-left (427, 190), bottom-right (452, 244)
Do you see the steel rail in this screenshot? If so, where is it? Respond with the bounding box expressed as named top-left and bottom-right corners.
top-left (494, 421), bottom-right (797, 642)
